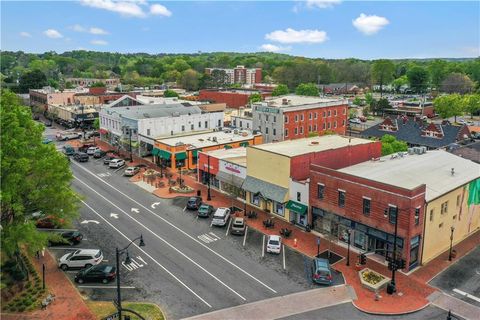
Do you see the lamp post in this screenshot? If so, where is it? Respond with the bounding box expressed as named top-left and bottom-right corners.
top-left (346, 229), bottom-right (351, 266)
top-left (207, 154), bottom-right (212, 201)
top-left (128, 127), bottom-right (133, 162)
top-left (448, 226), bottom-right (455, 261)
top-left (116, 235), bottom-right (145, 320)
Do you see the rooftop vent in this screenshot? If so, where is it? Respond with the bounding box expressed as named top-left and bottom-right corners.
top-left (143, 113), bottom-right (150, 118)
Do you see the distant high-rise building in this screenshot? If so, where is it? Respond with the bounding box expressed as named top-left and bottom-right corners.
top-left (205, 65), bottom-right (262, 85)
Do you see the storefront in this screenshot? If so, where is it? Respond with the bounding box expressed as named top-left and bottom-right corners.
top-left (216, 159), bottom-right (246, 200)
top-left (311, 207), bottom-right (404, 257)
top-left (286, 200), bottom-right (308, 227)
top-left (243, 176), bottom-right (288, 218)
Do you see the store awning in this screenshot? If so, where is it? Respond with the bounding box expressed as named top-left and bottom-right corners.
top-left (224, 145), bottom-right (233, 149)
top-left (242, 176), bottom-right (288, 203)
top-left (175, 152), bottom-right (187, 160)
top-left (239, 141), bottom-right (249, 147)
top-left (191, 149), bottom-right (202, 158)
top-left (216, 171), bottom-right (244, 188)
top-left (286, 200), bottom-right (308, 215)
top-left (159, 149), bottom-right (171, 159)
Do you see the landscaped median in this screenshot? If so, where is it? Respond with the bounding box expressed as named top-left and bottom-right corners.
top-left (86, 301), bottom-right (165, 320)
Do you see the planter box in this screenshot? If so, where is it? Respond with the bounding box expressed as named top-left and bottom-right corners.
top-left (359, 268), bottom-right (390, 292)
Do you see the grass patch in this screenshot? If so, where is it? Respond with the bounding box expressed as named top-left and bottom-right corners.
top-left (86, 301), bottom-right (164, 320)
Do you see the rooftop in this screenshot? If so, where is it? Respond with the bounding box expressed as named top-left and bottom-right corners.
top-left (102, 103), bottom-right (202, 119)
top-left (157, 130), bottom-right (258, 149)
top-left (338, 150), bottom-right (480, 201)
top-left (202, 147), bottom-right (247, 166)
top-left (257, 95), bottom-right (347, 111)
top-left (251, 135), bottom-right (375, 157)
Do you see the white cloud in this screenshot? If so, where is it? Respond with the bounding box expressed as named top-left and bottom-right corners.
top-left (260, 44), bottom-right (291, 52)
top-left (71, 24), bottom-right (86, 32)
top-left (306, 0), bottom-right (342, 9)
top-left (89, 27), bottom-right (109, 35)
top-left (265, 28), bottom-right (328, 44)
top-left (150, 3), bottom-right (171, 17)
top-left (80, 0), bottom-right (172, 18)
top-left (43, 29), bottom-right (63, 38)
top-left (19, 31), bottom-right (31, 38)
top-left (90, 39), bottom-right (108, 45)
top-left (352, 13), bottom-right (389, 35)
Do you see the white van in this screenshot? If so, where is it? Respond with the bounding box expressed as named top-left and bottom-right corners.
top-left (212, 208), bottom-right (231, 227)
top-left (109, 158), bottom-right (125, 168)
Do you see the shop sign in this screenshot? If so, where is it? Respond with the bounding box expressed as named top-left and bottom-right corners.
top-left (219, 160), bottom-right (246, 178)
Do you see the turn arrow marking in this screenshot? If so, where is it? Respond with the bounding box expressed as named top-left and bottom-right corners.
top-left (151, 202), bottom-right (161, 209)
top-left (131, 208), bottom-right (140, 213)
top-left (110, 213), bottom-right (119, 219)
top-left (80, 220), bottom-right (99, 224)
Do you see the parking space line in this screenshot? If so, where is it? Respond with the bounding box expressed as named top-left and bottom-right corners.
top-left (77, 285), bottom-right (135, 289)
top-left (453, 288), bottom-right (480, 303)
top-left (183, 206), bottom-right (187, 212)
top-left (262, 235), bottom-right (265, 258)
top-left (243, 227), bottom-right (248, 247)
top-left (209, 232), bottom-right (221, 240)
top-left (80, 200), bottom-right (212, 308)
top-left (282, 245), bottom-right (286, 270)
top-left (225, 218), bottom-right (232, 236)
top-left (73, 163), bottom-right (277, 294)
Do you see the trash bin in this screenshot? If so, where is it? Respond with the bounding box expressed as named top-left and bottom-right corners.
top-left (197, 190), bottom-right (201, 197)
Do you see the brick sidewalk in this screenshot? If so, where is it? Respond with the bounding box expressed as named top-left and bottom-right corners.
top-left (1, 252), bottom-right (95, 320)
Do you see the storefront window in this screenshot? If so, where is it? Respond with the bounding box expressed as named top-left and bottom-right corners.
top-left (274, 202), bottom-right (284, 216)
top-left (354, 231), bottom-right (366, 250)
top-left (251, 193), bottom-right (260, 206)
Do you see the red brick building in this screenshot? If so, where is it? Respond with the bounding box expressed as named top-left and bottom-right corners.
top-left (199, 89), bottom-right (271, 109)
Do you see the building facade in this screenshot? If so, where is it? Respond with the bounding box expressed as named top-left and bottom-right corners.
top-left (205, 66), bottom-right (262, 85)
top-left (252, 96), bottom-right (348, 143)
top-left (65, 77), bottom-right (120, 89)
top-left (199, 89), bottom-right (271, 109)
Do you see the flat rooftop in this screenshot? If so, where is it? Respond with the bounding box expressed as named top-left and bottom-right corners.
top-left (251, 135), bottom-right (375, 157)
top-left (260, 95), bottom-right (347, 110)
top-left (338, 150), bottom-right (480, 202)
top-left (157, 130), bottom-right (258, 149)
top-left (202, 148), bottom-right (247, 166)
top-left (103, 103), bottom-right (201, 119)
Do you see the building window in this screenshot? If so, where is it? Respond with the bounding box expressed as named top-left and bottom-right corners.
top-left (250, 193), bottom-right (260, 206)
top-left (181, 125), bottom-right (185, 132)
top-left (247, 123), bottom-right (250, 128)
top-left (317, 184), bottom-right (324, 199)
top-left (314, 112), bottom-right (317, 119)
top-left (297, 192), bottom-right (301, 202)
top-left (334, 110), bottom-right (337, 116)
top-left (439, 222), bottom-right (443, 228)
top-left (147, 129), bottom-right (151, 136)
top-left (334, 121), bottom-right (337, 128)
top-left (273, 116), bottom-right (276, 123)
top-left (441, 201), bottom-right (448, 214)
top-left (266, 127), bottom-right (269, 134)
top-left (430, 209), bottom-right (434, 221)
top-left (309, 113), bottom-right (312, 120)
top-left (309, 125), bottom-right (312, 132)
top-left (284, 115), bottom-right (289, 123)
top-left (323, 122), bottom-right (326, 130)
top-left (342, 120), bottom-right (346, 126)
top-left (343, 108), bottom-right (346, 115)
top-left (218, 119), bottom-right (222, 127)
top-left (388, 206), bottom-right (398, 224)
top-left (314, 125), bottom-right (317, 131)
top-left (295, 115), bottom-right (298, 122)
top-left (456, 195), bottom-right (461, 207)
top-left (273, 128), bottom-right (276, 135)
top-left (285, 129), bottom-right (288, 137)
top-left (199, 121), bottom-right (202, 128)
top-left (328, 122), bottom-right (331, 129)
top-left (266, 115), bottom-right (269, 122)
top-left (240, 121), bottom-right (243, 127)
top-left (328, 110), bottom-right (331, 117)
top-left (300, 114), bottom-right (304, 121)
top-left (191, 124), bottom-right (194, 130)
top-left (323, 111), bottom-right (326, 118)
top-left (300, 126), bottom-right (303, 134)
top-left (294, 127), bottom-right (298, 135)
top-left (415, 208), bottom-right (420, 225)
top-left (362, 198), bottom-right (370, 216)
top-left (338, 190), bottom-right (345, 207)
top-left (274, 201), bottom-right (284, 216)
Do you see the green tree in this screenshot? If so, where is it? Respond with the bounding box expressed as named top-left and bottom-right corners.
top-left (248, 93), bottom-right (262, 104)
top-left (371, 59), bottom-right (395, 97)
top-left (380, 134), bottom-right (408, 156)
top-left (208, 69), bottom-right (229, 88)
top-left (93, 118), bottom-right (100, 130)
top-left (428, 59), bottom-right (448, 90)
top-left (392, 75), bottom-right (409, 93)
top-left (90, 81), bottom-right (106, 88)
top-left (18, 69), bottom-right (48, 93)
top-left (440, 73), bottom-right (474, 94)
top-left (179, 69), bottom-right (200, 91)
top-left (407, 66), bottom-right (429, 93)
top-left (1, 91), bottom-right (79, 258)
top-left (271, 84), bottom-right (289, 96)
top-left (163, 89), bottom-right (179, 98)
top-left (295, 83), bottom-right (319, 96)
top-left (463, 94), bottom-right (480, 119)
top-left (172, 59), bottom-right (191, 73)
top-left (434, 94), bottom-right (464, 122)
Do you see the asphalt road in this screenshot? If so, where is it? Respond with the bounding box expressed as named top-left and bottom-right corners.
top-left (429, 246), bottom-right (480, 308)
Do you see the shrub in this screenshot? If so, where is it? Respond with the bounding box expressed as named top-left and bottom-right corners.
top-left (18, 305), bottom-right (26, 312)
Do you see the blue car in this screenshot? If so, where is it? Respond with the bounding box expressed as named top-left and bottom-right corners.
top-left (42, 138), bottom-right (53, 144)
top-left (312, 258), bottom-right (333, 285)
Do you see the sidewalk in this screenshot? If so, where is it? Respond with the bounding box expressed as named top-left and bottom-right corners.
top-left (1, 251), bottom-right (95, 320)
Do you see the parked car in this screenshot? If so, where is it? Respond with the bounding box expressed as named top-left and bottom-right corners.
top-left (86, 147), bottom-right (100, 156)
top-left (212, 207), bottom-right (231, 227)
top-left (266, 235), bottom-right (282, 254)
top-left (349, 118), bottom-right (361, 124)
top-left (197, 204), bottom-right (214, 218)
top-left (230, 217), bottom-right (246, 236)
top-left (124, 166), bottom-right (140, 176)
top-left (78, 144), bottom-right (95, 153)
top-left (74, 264), bottom-right (116, 284)
top-left (109, 158), bottom-right (125, 168)
top-left (103, 155), bottom-right (116, 165)
top-left (312, 258), bottom-right (333, 285)
top-left (85, 131), bottom-right (100, 139)
top-left (42, 138), bottom-right (53, 144)
top-left (458, 119), bottom-right (474, 126)
top-left (48, 231), bottom-right (83, 246)
top-left (63, 144), bottom-right (75, 156)
top-left (93, 149), bottom-right (106, 158)
top-left (186, 196), bottom-right (202, 210)
top-left (36, 215), bottom-right (65, 229)
top-left (56, 131), bottom-right (81, 141)
top-left (73, 152), bottom-right (89, 162)
top-left (58, 249), bottom-right (103, 270)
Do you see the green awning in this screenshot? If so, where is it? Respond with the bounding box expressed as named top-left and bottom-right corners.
top-left (240, 142), bottom-right (249, 147)
top-left (175, 152), bottom-right (187, 160)
top-left (159, 149), bottom-right (171, 159)
top-left (152, 148), bottom-right (160, 156)
top-left (191, 149), bottom-right (202, 158)
top-left (224, 145), bottom-right (233, 149)
top-left (286, 200), bottom-right (308, 215)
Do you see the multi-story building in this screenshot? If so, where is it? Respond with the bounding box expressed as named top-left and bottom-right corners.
top-left (29, 88), bottom-right (82, 112)
top-left (309, 150), bottom-right (480, 271)
top-left (47, 104), bottom-right (99, 128)
top-left (65, 77), bottom-right (120, 89)
top-left (205, 66), bottom-right (262, 85)
top-left (242, 135), bottom-right (381, 228)
top-left (198, 89), bottom-right (271, 109)
top-left (252, 95), bottom-right (348, 143)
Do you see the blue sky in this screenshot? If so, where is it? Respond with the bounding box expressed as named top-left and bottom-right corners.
top-left (1, 1), bottom-right (479, 59)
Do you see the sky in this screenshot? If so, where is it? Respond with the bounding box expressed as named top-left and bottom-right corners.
top-left (1, 0), bottom-right (479, 60)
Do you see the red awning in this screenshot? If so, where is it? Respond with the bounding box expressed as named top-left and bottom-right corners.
top-left (99, 129), bottom-right (108, 134)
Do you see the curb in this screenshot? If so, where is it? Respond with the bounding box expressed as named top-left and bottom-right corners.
top-left (351, 299), bottom-right (431, 316)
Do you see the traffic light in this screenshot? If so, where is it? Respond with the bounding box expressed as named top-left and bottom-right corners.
top-left (360, 254), bottom-right (367, 265)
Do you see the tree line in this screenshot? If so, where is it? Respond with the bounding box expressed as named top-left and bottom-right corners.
top-left (1, 50), bottom-right (479, 94)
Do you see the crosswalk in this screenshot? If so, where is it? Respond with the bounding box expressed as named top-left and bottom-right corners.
top-left (197, 232), bottom-right (221, 243)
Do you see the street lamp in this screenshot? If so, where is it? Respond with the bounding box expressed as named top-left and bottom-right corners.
top-left (207, 154), bottom-right (212, 201)
top-left (115, 235), bottom-right (145, 320)
top-left (346, 229), bottom-right (351, 266)
top-left (448, 226), bottom-right (455, 261)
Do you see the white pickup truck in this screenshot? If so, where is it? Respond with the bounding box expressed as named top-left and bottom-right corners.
top-left (56, 131), bottom-right (81, 141)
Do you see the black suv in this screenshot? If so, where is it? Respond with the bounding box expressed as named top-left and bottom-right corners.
top-left (74, 265), bottom-right (116, 284)
top-left (186, 196), bottom-right (202, 210)
top-left (73, 152), bottom-right (89, 162)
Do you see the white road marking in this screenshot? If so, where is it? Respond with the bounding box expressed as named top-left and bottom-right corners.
top-left (197, 233), bottom-right (220, 244)
top-left (282, 245), bottom-right (286, 270)
top-left (80, 200), bottom-right (212, 308)
top-left (453, 288), bottom-right (480, 303)
top-left (122, 257), bottom-right (146, 271)
top-left (110, 213), bottom-right (119, 219)
top-left (77, 285), bottom-right (135, 289)
top-left (243, 227), bottom-right (248, 247)
top-left (151, 202), bottom-right (161, 209)
top-left (225, 218), bottom-right (232, 236)
top-left (262, 235), bottom-right (265, 258)
top-left (72, 162), bottom-right (277, 294)
top-left (131, 208), bottom-right (139, 213)
top-left (75, 179), bottom-right (246, 302)
top-left (209, 232), bottom-right (221, 240)
top-left (183, 206), bottom-right (187, 212)
top-left (97, 173), bottom-right (111, 178)
top-left (80, 220), bottom-right (99, 224)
